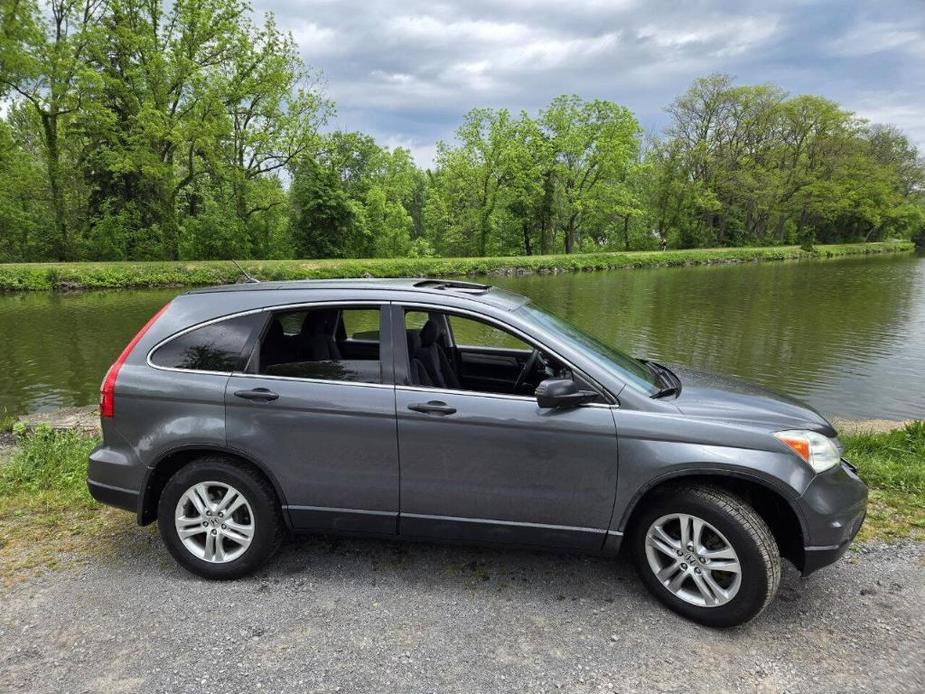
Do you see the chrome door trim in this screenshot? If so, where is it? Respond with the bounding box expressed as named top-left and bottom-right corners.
top-left (396, 384), bottom-right (613, 409)
top-left (400, 512), bottom-right (606, 535)
top-left (283, 505), bottom-right (398, 517)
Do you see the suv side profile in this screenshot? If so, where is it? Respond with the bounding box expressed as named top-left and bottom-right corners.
top-left (88, 279), bottom-right (867, 627)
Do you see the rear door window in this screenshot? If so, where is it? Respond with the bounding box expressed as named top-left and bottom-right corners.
top-left (151, 313), bottom-right (264, 372)
top-left (257, 306), bottom-right (383, 384)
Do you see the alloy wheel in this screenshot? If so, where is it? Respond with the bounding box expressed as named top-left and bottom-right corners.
top-left (174, 481), bottom-right (255, 563)
top-left (644, 513), bottom-right (742, 607)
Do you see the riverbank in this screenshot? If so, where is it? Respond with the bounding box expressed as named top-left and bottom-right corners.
top-left (0, 241), bottom-right (914, 292)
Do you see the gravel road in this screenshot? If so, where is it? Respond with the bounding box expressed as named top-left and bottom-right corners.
top-left (0, 528), bottom-right (922, 694)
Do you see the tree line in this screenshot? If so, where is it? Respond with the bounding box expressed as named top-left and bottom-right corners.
top-left (2, 0), bottom-right (923, 263)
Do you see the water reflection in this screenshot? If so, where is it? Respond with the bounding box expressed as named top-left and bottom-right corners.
top-left (496, 254), bottom-right (925, 420)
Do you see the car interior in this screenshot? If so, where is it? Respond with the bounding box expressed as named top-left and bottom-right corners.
top-left (251, 305), bottom-right (585, 396)
top-left (403, 310), bottom-right (575, 396)
top-left (258, 307), bottom-right (382, 383)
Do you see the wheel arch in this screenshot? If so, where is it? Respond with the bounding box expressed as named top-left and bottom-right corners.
top-left (137, 445), bottom-right (289, 527)
top-left (618, 469), bottom-right (808, 570)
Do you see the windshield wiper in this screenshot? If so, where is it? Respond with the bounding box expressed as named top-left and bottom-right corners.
top-left (642, 360), bottom-right (681, 399)
top-left (651, 385), bottom-right (680, 399)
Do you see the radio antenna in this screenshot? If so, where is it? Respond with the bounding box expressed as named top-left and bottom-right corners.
top-left (231, 259), bottom-right (261, 284)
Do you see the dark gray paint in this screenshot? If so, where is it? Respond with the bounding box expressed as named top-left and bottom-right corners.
top-left (396, 387), bottom-right (619, 550)
top-left (87, 278), bottom-right (867, 575)
top-left (225, 377), bottom-right (400, 534)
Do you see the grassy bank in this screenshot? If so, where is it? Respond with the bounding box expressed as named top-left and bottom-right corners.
top-left (1, 422), bottom-right (922, 585)
top-left (0, 241), bottom-right (915, 292)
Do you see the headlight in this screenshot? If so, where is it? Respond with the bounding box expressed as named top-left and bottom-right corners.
top-left (774, 430), bottom-right (841, 473)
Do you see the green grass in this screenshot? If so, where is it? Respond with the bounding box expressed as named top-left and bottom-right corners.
top-left (0, 241), bottom-right (914, 291)
top-left (0, 410), bottom-right (16, 433)
top-left (0, 425), bottom-right (117, 585)
top-left (843, 421), bottom-right (925, 542)
top-left (0, 421), bottom-right (922, 585)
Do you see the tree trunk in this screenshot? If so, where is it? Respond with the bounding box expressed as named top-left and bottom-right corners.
top-left (40, 112), bottom-right (69, 260)
top-left (564, 219), bottom-right (575, 254)
top-left (522, 221), bottom-right (532, 256)
top-left (623, 215), bottom-right (630, 251)
top-left (796, 206), bottom-right (807, 240)
top-left (478, 214), bottom-right (490, 257)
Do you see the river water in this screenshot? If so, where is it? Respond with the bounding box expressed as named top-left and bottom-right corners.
top-left (2, 253), bottom-right (923, 421)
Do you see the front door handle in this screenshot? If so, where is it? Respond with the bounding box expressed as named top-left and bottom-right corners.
top-left (234, 387), bottom-right (279, 402)
top-left (408, 401), bottom-right (456, 416)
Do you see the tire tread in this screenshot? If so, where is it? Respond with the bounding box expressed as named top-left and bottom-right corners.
top-left (676, 484), bottom-right (781, 617)
top-left (632, 482), bottom-right (781, 626)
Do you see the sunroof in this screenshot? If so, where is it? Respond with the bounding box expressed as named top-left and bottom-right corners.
top-left (413, 279), bottom-right (492, 294)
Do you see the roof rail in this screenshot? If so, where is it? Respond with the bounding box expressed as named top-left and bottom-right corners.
top-left (413, 278), bottom-right (492, 294)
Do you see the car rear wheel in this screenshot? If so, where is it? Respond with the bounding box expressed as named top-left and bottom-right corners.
top-left (157, 455), bottom-right (284, 579)
top-left (630, 484), bottom-right (781, 628)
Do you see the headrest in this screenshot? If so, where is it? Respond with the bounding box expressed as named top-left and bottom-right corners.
top-left (419, 319), bottom-right (441, 347)
top-left (301, 309), bottom-right (336, 336)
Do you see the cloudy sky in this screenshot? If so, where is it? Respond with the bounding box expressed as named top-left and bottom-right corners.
top-left (253, 0), bottom-right (925, 165)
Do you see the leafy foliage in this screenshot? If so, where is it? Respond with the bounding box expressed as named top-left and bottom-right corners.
top-left (0, 5), bottom-right (923, 262)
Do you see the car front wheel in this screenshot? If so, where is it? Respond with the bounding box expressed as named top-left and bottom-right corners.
top-left (157, 456), bottom-right (284, 579)
top-left (630, 484), bottom-right (781, 628)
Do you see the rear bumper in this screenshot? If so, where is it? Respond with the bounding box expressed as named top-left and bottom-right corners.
top-left (87, 479), bottom-right (139, 513)
top-left (87, 442), bottom-right (144, 514)
top-left (798, 459), bottom-right (867, 575)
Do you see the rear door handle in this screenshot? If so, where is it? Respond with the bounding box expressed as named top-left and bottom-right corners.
top-left (234, 387), bottom-right (279, 402)
top-left (408, 401), bottom-right (456, 416)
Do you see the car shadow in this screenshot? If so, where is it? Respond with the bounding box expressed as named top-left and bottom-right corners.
top-left (108, 524), bottom-right (818, 628)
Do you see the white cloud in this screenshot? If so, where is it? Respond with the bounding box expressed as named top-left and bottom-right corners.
top-left (289, 21), bottom-right (343, 57)
top-left (637, 15), bottom-right (779, 58)
top-left (851, 93), bottom-right (925, 150)
top-left (386, 16), bottom-right (534, 45)
top-left (826, 21), bottom-right (925, 58)
top-left (380, 135), bottom-right (439, 168)
top-left (251, 0), bottom-right (925, 160)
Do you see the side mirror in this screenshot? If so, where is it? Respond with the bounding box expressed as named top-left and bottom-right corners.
top-left (535, 378), bottom-right (598, 409)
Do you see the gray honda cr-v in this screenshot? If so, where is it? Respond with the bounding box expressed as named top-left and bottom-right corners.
top-left (88, 278), bottom-right (867, 627)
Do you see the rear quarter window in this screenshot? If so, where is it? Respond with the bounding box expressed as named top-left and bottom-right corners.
top-left (150, 313), bottom-right (264, 372)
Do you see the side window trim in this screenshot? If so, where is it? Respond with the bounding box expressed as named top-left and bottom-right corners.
top-left (147, 309), bottom-right (267, 376)
top-left (147, 301), bottom-right (391, 382)
top-left (395, 302), bottom-right (616, 405)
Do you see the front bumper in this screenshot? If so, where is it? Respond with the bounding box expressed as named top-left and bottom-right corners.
top-left (798, 458), bottom-right (868, 575)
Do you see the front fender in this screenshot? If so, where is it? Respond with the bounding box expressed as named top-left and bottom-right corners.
top-left (609, 410), bottom-right (813, 534)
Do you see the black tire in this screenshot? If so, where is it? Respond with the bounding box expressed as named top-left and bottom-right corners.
top-left (157, 455), bottom-right (284, 579)
top-left (629, 484), bottom-right (781, 628)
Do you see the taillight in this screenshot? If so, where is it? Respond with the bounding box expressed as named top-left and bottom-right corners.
top-left (100, 302), bottom-right (171, 418)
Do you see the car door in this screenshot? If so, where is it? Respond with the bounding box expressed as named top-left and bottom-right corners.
top-left (395, 306), bottom-right (620, 550)
top-left (225, 303), bottom-right (399, 535)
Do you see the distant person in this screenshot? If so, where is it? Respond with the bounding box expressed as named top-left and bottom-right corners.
top-left (659, 238), bottom-right (668, 251)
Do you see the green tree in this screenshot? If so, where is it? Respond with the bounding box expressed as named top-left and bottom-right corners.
top-left (289, 157), bottom-right (368, 258)
top-left (218, 14), bottom-right (333, 250)
top-left (540, 95), bottom-right (640, 253)
top-left (1, 0), bottom-right (103, 259)
top-left (435, 107), bottom-right (517, 256)
top-left (0, 115), bottom-right (51, 260)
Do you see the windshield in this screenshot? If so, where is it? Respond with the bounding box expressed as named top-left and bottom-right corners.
top-left (518, 303), bottom-right (660, 395)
